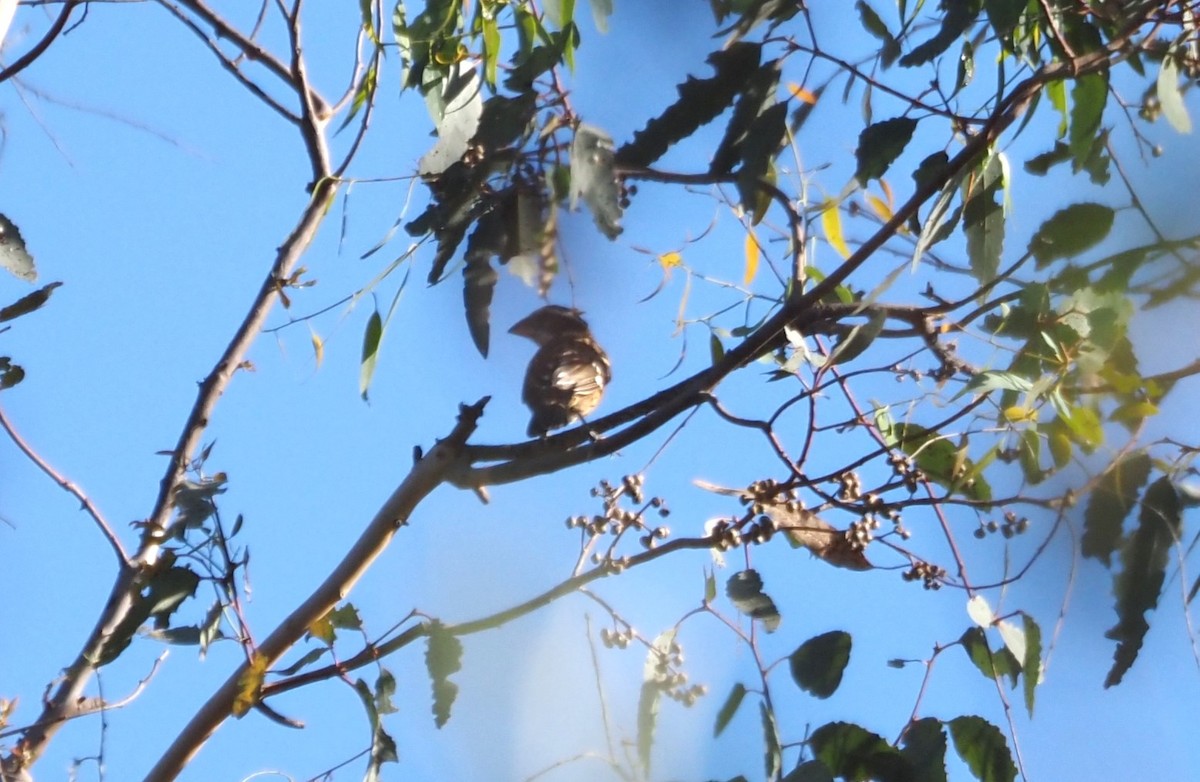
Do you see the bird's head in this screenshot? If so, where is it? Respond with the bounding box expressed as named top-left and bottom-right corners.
top-left (509, 305), bottom-right (592, 345)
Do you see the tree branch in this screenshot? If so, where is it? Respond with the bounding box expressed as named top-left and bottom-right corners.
top-left (142, 399), bottom-right (486, 781)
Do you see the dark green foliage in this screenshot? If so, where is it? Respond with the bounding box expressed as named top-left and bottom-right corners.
top-left (616, 43), bottom-right (762, 168)
top-left (899, 0), bottom-right (982, 67)
top-left (947, 716), bottom-right (1017, 782)
top-left (1029, 202), bottom-right (1115, 266)
top-left (425, 620), bottom-right (464, 727)
top-left (726, 569), bottom-right (781, 632)
top-left (855, 117), bottom-right (918, 185)
top-left (1106, 477), bottom-right (1181, 687)
top-left (1083, 453), bottom-right (1153, 565)
top-left (788, 631), bottom-right (852, 699)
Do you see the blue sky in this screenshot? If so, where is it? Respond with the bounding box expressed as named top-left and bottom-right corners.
top-left (3, 3), bottom-right (1200, 781)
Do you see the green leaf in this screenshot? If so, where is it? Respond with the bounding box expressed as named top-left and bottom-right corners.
top-left (882, 422), bottom-right (991, 503)
top-left (1068, 71), bottom-right (1108, 166)
top-left (715, 682), bottom-right (747, 737)
top-left (359, 308), bottom-right (384, 401)
top-left (761, 701), bottom-right (782, 781)
top-left (710, 332), bottom-right (726, 365)
top-left (899, 0), bottom-right (981, 67)
top-left (0, 282), bottom-right (61, 323)
top-left (984, 0), bottom-right (1024, 36)
top-left (947, 716), bottom-right (1016, 782)
top-left (375, 668), bottom-right (398, 715)
top-left (788, 631), bottom-right (852, 699)
top-left (1105, 476), bottom-right (1181, 687)
top-left (963, 153), bottom-right (1005, 284)
top-left (900, 718), bottom-right (948, 782)
top-left (726, 569), bottom-right (781, 632)
top-left (1157, 55), bottom-right (1192, 133)
top-left (617, 43), bottom-right (762, 168)
top-left (824, 310), bottom-right (886, 367)
top-left (425, 620), bottom-right (463, 727)
top-left (1083, 453), bottom-right (1152, 565)
top-left (809, 721), bottom-right (910, 780)
top-left (711, 61), bottom-right (782, 175)
top-left (854, 116), bottom-right (917, 185)
top-left (1020, 613), bottom-right (1042, 716)
top-left (1028, 202), bottom-right (1114, 266)
top-left (959, 627), bottom-right (1019, 687)
top-left (353, 678), bottom-right (400, 780)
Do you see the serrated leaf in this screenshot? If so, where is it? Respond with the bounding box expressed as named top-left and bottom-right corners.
top-left (1029, 203), bottom-right (1114, 267)
top-left (899, 0), bottom-right (981, 67)
top-left (617, 43), bottom-right (762, 168)
top-left (855, 116), bottom-right (917, 184)
top-left (789, 631), bottom-right (852, 699)
top-left (715, 682), bottom-right (748, 737)
top-left (963, 153), bottom-right (1005, 284)
top-left (1157, 56), bottom-right (1192, 133)
top-left (947, 716), bottom-right (1017, 782)
top-left (376, 668), bottom-right (398, 715)
top-left (1082, 453), bottom-right (1151, 565)
top-left (996, 620), bottom-right (1025, 665)
top-left (359, 308), bottom-right (384, 401)
top-left (901, 718), bottom-right (949, 782)
top-left (810, 721), bottom-right (909, 780)
top-left (1105, 476), bottom-right (1181, 687)
top-left (571, 124), bottom-right (623, 238)
top-left (425, 620), bottom-right (463, 727)
top-left (353, 678), bottom-right (400, 779)
top-left (726, 569), bottom-right (781, 632)
top-left (637, 680), bottom-right (661, 774)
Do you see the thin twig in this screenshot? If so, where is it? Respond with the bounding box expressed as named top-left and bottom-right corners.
top-left (0, 405), bottom-right (130, 568)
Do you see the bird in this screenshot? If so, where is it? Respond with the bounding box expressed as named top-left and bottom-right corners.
top-left (509, 305), bottom-right (612, 437)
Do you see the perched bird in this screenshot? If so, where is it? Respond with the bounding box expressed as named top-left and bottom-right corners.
top-left (509, 305), bottom-right (611, 437)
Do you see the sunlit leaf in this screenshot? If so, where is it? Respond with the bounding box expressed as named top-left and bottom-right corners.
top-left (744, 232), bottom-right (760, 284)
top-left (820, 199), bottom-right (851, 259)
top-left (1157, 55), bottom-right (1192, 133)
top-left (359, 308), bottom-right (384, 401)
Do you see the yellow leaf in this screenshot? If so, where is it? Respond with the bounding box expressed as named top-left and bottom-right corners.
top-left (787, 82), bottom-right (818, 104)
top-left (878, 179), bottom-right (894, 207)
top-left (865, 193), bottom-right (893, 222)
top-left (659, 250), bottom-right (683, 269)
top-left (232, 653), bottom-right (269, 718)
top-left (820, 200), bottom-right (850, 259)
top-left (743, 233), bottom-right (760, 285)
top-left (309, 327), bottom-right (324, 369)
top-left (1002, 406), bottom-right (1037, 423)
